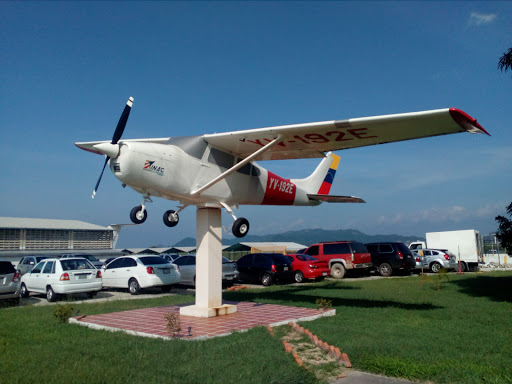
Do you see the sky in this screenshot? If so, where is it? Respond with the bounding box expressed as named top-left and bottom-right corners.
top-left (1, 1), bottom-right (511, 248)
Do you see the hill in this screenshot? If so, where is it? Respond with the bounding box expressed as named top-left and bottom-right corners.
top-left (173, 228), bottom-right (424, 247)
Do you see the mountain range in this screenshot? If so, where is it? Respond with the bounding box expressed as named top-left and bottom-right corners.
top-left (173, 228), bottom-right (425, 247)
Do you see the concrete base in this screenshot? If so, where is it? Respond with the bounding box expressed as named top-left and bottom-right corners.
top-left (180, 303), bottom-right (238, 318)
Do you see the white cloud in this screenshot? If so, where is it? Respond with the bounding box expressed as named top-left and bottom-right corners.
top-left (469, 12), bottom-right (497, 26)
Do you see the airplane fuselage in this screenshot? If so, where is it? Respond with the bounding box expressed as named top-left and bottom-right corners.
top-left (109, 140), bottom-right (319, 209)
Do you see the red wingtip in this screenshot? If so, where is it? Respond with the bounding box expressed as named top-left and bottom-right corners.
top-left (449, 108), bottom-right (490, 136)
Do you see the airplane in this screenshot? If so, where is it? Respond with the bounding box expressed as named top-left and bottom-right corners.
top-left (75, 97), bottom-right (489, 238)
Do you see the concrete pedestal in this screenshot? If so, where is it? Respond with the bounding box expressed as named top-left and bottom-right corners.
top-left (180, 207), bottom-right (237, 318)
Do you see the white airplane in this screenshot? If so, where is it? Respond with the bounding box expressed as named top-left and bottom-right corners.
top-left (75, 97), bottom-right (488, 238)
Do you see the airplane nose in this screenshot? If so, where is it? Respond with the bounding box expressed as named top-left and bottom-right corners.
top-left (92, 142), bottom-right (120, 158)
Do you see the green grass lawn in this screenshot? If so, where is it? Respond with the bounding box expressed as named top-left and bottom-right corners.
top-left (1, 271), bottom-right (511, 384)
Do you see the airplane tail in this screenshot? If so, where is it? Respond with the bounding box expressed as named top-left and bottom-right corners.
top-left (292, 152), bottom-right (365, 204)
top-left (293, 152), bottom-right (340, 194)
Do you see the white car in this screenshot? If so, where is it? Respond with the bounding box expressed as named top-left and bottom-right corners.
top-left (20, 258), bottom-right (103, 302)
top-left (102, 255), bottom-right (180, 295)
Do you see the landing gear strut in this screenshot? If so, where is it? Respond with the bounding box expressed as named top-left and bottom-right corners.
top-left (220, 202), bottom-right (250, 238)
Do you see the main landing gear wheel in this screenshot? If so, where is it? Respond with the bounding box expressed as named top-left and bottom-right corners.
top-left (130, 205), bottom-right (147, 224)
top-left (163, 210), bottom-right (179, 227)
top-left (232, 217), bottom-right (249, 238)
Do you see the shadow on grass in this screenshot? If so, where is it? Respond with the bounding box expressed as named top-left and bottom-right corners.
top-left (452, 275), bottom-right (512, 302)
top-left (225, 286), bottom-right (441, 311)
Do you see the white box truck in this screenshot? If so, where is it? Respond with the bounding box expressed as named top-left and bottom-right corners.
top-left (409, 230), bottom-right (483, 272)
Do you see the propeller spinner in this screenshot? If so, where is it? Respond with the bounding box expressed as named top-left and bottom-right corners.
top-left (92, 97), bottom-right (134, 199)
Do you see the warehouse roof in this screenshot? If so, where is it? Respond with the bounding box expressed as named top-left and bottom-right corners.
top-left (0, 217), bottom-right (112, 231)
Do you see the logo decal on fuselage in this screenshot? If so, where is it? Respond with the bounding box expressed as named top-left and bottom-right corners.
top-left (143, 160), bottom-right (164, 176)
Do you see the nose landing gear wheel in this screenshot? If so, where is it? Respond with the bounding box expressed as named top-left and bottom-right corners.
top-left (232, 217), bottom-right (249, 238)
top-left (163, 210), bottom-right (179, 227)
top-left (130, 205), bottom-right (147, 224)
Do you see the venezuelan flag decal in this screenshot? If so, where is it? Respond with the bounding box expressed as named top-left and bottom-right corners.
top-left (317, 154), bottom-right (340, 194)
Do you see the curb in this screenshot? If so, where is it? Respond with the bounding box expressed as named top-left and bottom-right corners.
top-left (267, 322), bottom-right (351, 369)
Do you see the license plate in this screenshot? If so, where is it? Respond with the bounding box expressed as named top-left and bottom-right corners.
top-left (322, 272), bottom-right (327, 276)
top-left (78, 275), bottom-right (87, 279)
top-left (284, 266), bottom-right (289, 271)
top-left (163, 269), bottom-right (170, 274)
top-left (226, 276), bottom-right (233, 280)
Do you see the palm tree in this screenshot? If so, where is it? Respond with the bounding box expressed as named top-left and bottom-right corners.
top-left (498, 47), bottom-right (512, 73)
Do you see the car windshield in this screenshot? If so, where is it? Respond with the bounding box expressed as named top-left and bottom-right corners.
top-left (36, 257), bottom-right (48, 263)
top-left (139, 256), bottom-right (169, 265)
top-left (0, 262), bottom-right (15, 274)
top-left (61, 259), bottom-right (95, 271)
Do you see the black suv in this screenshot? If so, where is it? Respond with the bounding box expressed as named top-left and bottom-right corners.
top-left (365, 242), bottom-right (416, 277)
top-left (236, 253), bottom-right (293, 286)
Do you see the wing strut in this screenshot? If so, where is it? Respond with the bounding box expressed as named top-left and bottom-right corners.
top-left (191, 135), bottom-right (283, 196)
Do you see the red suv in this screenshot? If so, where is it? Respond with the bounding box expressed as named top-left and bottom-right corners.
top-left (302, 241), bottom-right (373, 279)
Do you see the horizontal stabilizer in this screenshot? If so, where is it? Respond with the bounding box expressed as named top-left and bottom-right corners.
top-left (308, 194), bottom-right (365, 203)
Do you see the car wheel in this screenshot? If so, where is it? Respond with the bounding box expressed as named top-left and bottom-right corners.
top-left (128, 278), bottom-right (141, 295)
top-left (430, 262), bottom-right (442, 273)
top-left (46, 286), bottom-right (58, 302)
top-left (330, 263), bottom-right (346, 279)
top-left (378, 263), bottom-right (393, 277)
top-left (20, 283), bottom-right (29, 298)
top-left (294, 271), bottom-right (305, 283)
top-left (261, 273), bottom-right (273, 286)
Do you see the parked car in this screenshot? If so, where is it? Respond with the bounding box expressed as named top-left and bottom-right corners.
top-left (16, 255), bottom-right (49, 275)
top-left (412, 249), bottom-right (458, 273)
top-left (366, 242), bottom-right (416, 277)
top-left (236, 253), bottom-right (293, 286)
top-left (172, 255), bottom-right (239, 287)
top-left (0, 261), bottom-right (21, 304)
top-left (20, 258), bottom-right (102, 302)
top-left (285, 254), bottom-right (330, 283)
top-left (302, 241), bottom-right (372, 279)
top-left (160, 254), bottom-right (181, 263)
top-left (60, 253), bottom-right (104, 269)
top-left (102, 255), bottom-right (180, 294)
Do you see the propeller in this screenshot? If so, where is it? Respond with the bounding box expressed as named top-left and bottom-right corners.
top-left (92, 97), bottom-right (134, 199)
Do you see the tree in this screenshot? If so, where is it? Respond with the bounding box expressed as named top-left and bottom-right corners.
top-left (495, 202), bottom-right (512, 255)
top-left (498, 47), bottom-right (512, 73)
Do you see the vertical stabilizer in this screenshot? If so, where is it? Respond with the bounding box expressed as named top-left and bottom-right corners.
top-left (292, 152), bottom-right (340, 194)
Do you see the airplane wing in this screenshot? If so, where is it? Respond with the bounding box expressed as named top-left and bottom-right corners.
top-left (75, 138), bottom-right (171, 155)
top-left (203, 108), bottom-right (489, 160)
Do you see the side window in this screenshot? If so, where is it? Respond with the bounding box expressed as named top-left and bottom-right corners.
top-left (380, 244), bottom-right (394, 253)
top-left (366, 244), bottom-right (377, 253)
top-left (424, 251), bottom-right (432, 256)
top-left (253, 255), bottom-right (269, 268)
top-left (305, 246), bottom-right (319, 256)
top-left (208, 148), bottom-right (234, 169)
top-left (23, 258), bottom-right (32, 265)
top-left (32, 261), bottom-right (45, 274)
top-left (324, 243), bottom-right (351, 255)
top-left (107, 258), bottom-right (125, 269)
top-left (124, 258), bottom-right (137, 267)
top-left (237, 255), bottom-right (252, 266)
top-left (42, 261), bottom-right (55, 274)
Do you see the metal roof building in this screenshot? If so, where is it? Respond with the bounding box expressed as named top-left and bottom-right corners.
top-left (0, 217), bottom-right (117, 256)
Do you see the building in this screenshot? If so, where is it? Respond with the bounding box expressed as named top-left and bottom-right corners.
top-left (0, 217), bottom-right (121, 259)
